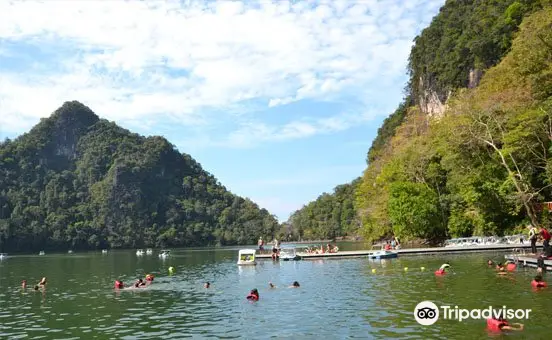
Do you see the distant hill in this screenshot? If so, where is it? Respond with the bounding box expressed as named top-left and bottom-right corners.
top-left (0, 101), bottom-right (279, 252)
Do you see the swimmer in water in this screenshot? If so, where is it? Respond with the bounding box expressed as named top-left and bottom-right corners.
top-left (21, 280), bottom-right (27, 289)
top-left (114, 280), bottom-right (124, 289)
top-left (435, 263), bottom-right (450, 275)
top-left (204, 282), bottom-right (210, 288)
top-left (487, 259), bottom-right (494, 266)
top-left (487, 311), bottom-right (524, 332)
top-left (269, 282), bottom-right (276, 288)
top-left (246, 289), bottom-right (259, 301)
top-left (134, 279), bottom-right (146, 288)
top-left (531, 275), bottom-right (547, 288)
top-left (290, 281), bottom-right (300, 288)
top-left (145, 274), bottom-right (154, 284)
top-left (33, 277), bottom-right (47, 291)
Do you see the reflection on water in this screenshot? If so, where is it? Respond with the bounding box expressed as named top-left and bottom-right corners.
top-left (1, 248), bottom-right (552, 339)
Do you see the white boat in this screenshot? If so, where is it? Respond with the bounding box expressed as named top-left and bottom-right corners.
top-left (279, 247), bottom-right (301, 261)
top-left (146, 248), bottom-right (153, 255)
top-left (443, 235), bottom-right (526, 248)
top-left (102, 249), bottom-right (108, 254)
top-left (159, 250), bottom-right (171, 259)
top-left (0, 253), bottom-right (7, 260)
top-left (237, 249), bottom-right (257, 265)
top-left (368, 250), bottom-right (398, 259)
top-left (39, 251), bottom-right (45, 256)
top-left (136, 249), bottom-right (145, 256)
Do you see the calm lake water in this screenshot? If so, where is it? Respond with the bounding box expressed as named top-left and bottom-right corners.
top-left (1, 244), bottom-right (551, 339)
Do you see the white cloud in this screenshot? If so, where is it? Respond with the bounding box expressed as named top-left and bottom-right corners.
top-left (0, 0), bottom-right (444, 143)
top-left (218, 110), bottom-right (379, 148)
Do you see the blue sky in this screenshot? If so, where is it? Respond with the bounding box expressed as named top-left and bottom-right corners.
top-left (0, 0), bottom-right (445, 221)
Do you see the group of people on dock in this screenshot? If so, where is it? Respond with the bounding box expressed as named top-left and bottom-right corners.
top-left (528, 224), bottom-right (551, 257)
top-left (382, 236), bottom-right (401, 250)
top-left (258, 236), bottom-right (340, 257)
top-left (257, 237), bottom-right (282, 260)
top-left (304, 243), bottom-right (339, 254)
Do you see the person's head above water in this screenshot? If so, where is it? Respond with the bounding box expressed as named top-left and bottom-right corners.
top-left (269, 282), bottom-right (275, 288)
top-left (204, 282), bottom-right (210, 288)
top-left (439, 263), bottom-right (450, 271)
top-left (534, 275), bottom-right (543, 282)
top-left (292, 281), bottom-right (300, 287)
top-left (494, 310), bottom-right (506, 321)
top-left (246, 288), bottom-right (259, 300)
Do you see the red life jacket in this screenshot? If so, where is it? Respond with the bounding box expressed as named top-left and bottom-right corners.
top-left (487, 318), bottom-right (508, 332)
top-left (506, 263), bottom-right (516, 271)
top-left (246, 293), bottom-right (259, 301)
top-left (531, 280), bottom-right (547, 288)
top-left (435, 269), bottom-right (445, 275)
top-left (541, 228), bottom-right (551, 241)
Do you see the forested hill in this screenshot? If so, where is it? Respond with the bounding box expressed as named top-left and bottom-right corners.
top-left (287, 178), bottom-right (361, 240)
top-left (0, 101), bottom-right (279, 252)
top-left (289, 0), bottom-right (552, 243)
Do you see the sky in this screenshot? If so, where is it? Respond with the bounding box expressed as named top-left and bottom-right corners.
top-left (0, 0), bottom-right (445, 222)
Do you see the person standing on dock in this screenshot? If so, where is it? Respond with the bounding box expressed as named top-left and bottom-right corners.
top-left (271, 238), bottom-right (280, 260)
top-left (540, 227), bottom-right (551, 256)
top-left (529, 225), bottom-right (538, 254)
top-left (258, 237), bottom-right (264, 251)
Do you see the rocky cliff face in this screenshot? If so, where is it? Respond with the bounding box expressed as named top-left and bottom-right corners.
top-left (418, 68), bottom-right (483, 117)
top-left (468, 68), bottom-right (483, 89)
top-left (417, 76), bottom-right (449, 118)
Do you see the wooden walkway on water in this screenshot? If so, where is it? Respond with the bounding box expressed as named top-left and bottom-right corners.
top-left (504, 254), bottom-right (552, 270)
top-left (256, 243), bottom-right (535, 259)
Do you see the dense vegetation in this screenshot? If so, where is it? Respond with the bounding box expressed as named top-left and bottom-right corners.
top-left (290, 1), bottom-right (552, 243)
top-left (0, 102), bottom-right (279, 252)
top-left (408, 0), bottom-right (542, 102)
top-left (286, 179), bottom-right (360, 240)
top-left (356, 4), bottom-right (552, 242)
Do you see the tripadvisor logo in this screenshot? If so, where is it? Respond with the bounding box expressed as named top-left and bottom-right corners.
top-left (414, 301), bottom-right (531, 325)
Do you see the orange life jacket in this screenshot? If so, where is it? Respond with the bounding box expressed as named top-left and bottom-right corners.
top-left (487, 318), bottom-right (508, 332)
top-left (246, 293), bottom-right (259, 301)
top-left (531, 280), bottom-right (547, 288)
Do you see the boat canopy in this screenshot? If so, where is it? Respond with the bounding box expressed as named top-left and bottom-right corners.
top-left (238, 249), bottom-right (256, 261)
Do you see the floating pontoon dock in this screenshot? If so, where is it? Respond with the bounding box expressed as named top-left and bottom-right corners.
top-left (257, 243), bottom-right (535, 259)
top-left (504, 254), bottom-right (552, 270)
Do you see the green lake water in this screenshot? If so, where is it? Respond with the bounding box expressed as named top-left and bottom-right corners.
top-left (0, 244), bottom-right (551, 339)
